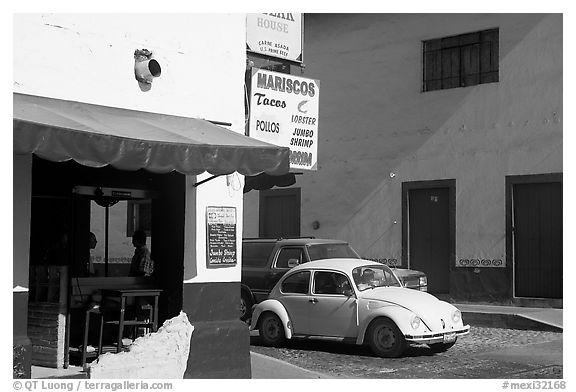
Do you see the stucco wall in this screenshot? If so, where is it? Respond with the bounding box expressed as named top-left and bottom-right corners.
top-left (245, 14), bottom-right (562, 267)
top-left (13, 14), bottom-right (246, 127)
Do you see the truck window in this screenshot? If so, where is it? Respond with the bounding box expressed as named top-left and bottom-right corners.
top-left (307, 244), bottom-right (360, 261)
top-left (275, 248), bottom-right (304, 269)
top-left (242, 242), bottom-right (275, 267)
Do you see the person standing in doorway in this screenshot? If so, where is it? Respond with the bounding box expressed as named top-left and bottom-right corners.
top-left (88, 232), bottom-right (98, 276)
top-left (130, 230), bottom-right (154, 277)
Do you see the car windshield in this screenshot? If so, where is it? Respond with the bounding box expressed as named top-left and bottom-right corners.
top-left (307, 244), bottom-right (360, 260)
top-left (352, 265), bottom-right (402, 291)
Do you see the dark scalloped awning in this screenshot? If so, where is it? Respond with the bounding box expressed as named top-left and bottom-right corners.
top-left (13, 93), bottom-right (290, 177)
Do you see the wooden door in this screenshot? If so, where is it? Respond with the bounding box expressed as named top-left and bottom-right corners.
top-left (513, 182), bottom-right (562, 298)
top-left (408, 187), bottom-right (451, 294)
top-left (259, 188), bottom-right (301, 238)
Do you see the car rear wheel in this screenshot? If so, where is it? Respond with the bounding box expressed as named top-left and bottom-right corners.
top-left (239, 291), bottom-right (253, 322)
top-left (428, 339), bottom-right (457, 353)
top-left (259, 312), bottom-right (286, 347)
top-left (367, 318), bottom-right (406, 358)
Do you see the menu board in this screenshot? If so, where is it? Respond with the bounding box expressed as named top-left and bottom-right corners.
top-left (206, 206), bottom-right (237, 268)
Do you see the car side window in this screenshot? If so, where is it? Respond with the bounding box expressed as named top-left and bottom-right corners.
top-left (281, 271), bottom-right (311, 294)
top-left (275, 247), bottom-right (304, 269)
top-left (313, 271), bottom-right (352, 295)
top-left (242, 242), bottom-right (275, 267)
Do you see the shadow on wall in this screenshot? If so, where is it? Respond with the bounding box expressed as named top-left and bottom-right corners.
top-left (300, 13), bottom-right (549, 244)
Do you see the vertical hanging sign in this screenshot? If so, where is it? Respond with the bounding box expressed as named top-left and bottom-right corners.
top-left (246, 13), bottom-right (303, 63)
top-left (248, 68), bottom-right (319, 171)
top-left (206, 206), bottom-right (237, 268)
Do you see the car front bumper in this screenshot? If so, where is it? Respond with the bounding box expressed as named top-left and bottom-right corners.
top-left (404, 325), bottom-right (470, 344)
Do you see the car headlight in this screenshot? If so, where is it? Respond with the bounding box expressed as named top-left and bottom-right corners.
top-left (410, 315), bottom-right (421, 330)
top-left (419, 276), bottom-right (427, 286)
top-left (452, 309), bottom-right (461, 323)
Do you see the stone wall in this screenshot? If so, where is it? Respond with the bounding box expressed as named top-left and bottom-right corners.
top-left (89, 312), bottom-right (193, 379)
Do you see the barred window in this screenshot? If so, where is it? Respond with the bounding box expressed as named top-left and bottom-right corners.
top-left (423, 28), bottom-right (499, 92)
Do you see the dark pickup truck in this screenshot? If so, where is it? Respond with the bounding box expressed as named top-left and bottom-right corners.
top-left (239, 237), bottom-right (427, 321)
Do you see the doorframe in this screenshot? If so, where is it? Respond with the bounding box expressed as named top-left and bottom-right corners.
top-left (401, 179), bottom-right (456, 273)
top-left (505, 172), bottom-right (562, 303)
top-left (258, 187), bottom-right (301, 238)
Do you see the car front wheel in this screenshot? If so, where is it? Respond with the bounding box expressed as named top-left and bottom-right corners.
top-left (428, 339), bottom-right (457, 353)
top-left (366, 318), bottom-right (406, 358)
top-left (259, 312), bottom-right (286, 347)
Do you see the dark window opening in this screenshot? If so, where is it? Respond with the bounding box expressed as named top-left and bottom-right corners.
top-left (423, 28), bottom-right (499, 92)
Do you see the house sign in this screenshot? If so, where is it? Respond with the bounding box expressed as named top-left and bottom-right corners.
top-left (246, 13), bottom-right (303, 63)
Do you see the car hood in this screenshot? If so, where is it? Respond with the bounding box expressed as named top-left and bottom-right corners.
top-left (359, 287), bottom-right (454, 326)
top-left (392, 268), bottom-right (424, 278)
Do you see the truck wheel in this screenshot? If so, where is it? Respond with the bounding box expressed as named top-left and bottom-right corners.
top-left (259, 312), bottom-right (286, 347)
top-left (366, 318), bottom-right (406, 358)
top-left (240, 291), bottom-right (253, 322)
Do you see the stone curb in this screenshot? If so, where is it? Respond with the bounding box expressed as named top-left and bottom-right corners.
top-left (463, 311), bottom-right (563, 332)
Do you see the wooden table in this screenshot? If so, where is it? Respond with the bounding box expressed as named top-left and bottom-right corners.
top-left (100, 288), bottom-right (162, 353)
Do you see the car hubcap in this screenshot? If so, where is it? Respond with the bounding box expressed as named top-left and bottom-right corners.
top-left (375, 325), bottom-right (395, 350)
top-left (264, 318), bottom-right (280, 339)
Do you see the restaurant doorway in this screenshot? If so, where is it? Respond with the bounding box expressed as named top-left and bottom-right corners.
top-left (27, 157), bottom-right (186, 369)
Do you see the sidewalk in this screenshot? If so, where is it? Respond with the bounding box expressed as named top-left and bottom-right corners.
top-left (250, 351), bottom-right (334, 379)
top-left (454, 303), bottom-right (563, 332)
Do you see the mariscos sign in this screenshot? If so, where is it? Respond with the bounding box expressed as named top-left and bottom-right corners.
top-left (246, 13), bottom-right (303, 63)
top-left (249, 68), bottom-right (319, 171)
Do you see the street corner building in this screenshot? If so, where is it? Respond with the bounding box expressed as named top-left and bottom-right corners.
top-left (13, 14), bottom-right (289, 378)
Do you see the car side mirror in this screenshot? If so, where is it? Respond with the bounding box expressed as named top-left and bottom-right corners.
top-left (342, 288), bottom-right (354, 297)
top-left (287, 258), bottom-right (300, 268)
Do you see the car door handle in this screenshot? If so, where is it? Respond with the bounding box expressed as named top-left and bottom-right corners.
top-left (309, 298), bottom-right (318, 303)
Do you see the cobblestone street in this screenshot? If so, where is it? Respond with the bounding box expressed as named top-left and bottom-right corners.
top-left (249, 327), bottom-right (563, 379)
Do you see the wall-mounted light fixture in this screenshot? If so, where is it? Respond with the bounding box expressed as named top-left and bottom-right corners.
top-left (134, 49), bottom-right (161, 90)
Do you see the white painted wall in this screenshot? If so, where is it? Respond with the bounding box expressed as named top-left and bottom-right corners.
top-left (14, 14), bottom-right (247, 283)
top-left (184, 173), bottom-right (245, 283)
top-left (13, 14), bottom-right (246, 127)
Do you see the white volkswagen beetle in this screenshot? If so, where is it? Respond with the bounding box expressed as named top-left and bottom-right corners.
top-left (250, 259), bottom-right (470, 357)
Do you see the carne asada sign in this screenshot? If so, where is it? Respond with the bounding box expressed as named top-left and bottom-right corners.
top-left (246, 13), bottom-right (303, 63)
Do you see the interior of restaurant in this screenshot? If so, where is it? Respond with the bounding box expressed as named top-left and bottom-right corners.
top-left (28, 157), bottom-right (187, 368)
